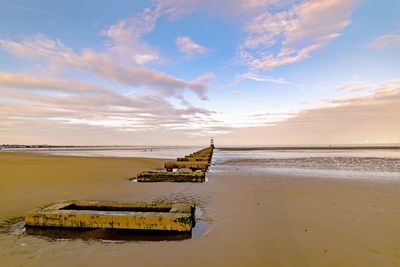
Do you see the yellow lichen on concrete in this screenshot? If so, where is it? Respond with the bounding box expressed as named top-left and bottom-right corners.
top-left (25, 201), bottom-right (195, 232)
top-left (164, 161), bottom-right (209, 172)
top-left (177, 156), bottom-right (210, 162)
top-left (137, 170), bottom-right (205, 182)
top-left (136, 145), bottom-right (213, 182)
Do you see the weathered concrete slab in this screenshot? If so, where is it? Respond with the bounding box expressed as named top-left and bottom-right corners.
top-left (136, 145), bottom-right (213, 183)
top-left (164, 161), bottom-right (209, 172)
top-left (25, 201), bottom-right (195, 232)
top-left (136, 170), bottom-right (205, 182)
top-left (177, 156), bottom-right (210, 162)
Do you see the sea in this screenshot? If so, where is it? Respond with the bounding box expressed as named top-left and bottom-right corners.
top-left (3, 145), bottom-right (400, 180)
top-left (213, 147), bottom-right (400, 180)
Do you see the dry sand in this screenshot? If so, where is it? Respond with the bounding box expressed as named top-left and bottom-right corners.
top-left (1, 152), bottom-right (400, 266)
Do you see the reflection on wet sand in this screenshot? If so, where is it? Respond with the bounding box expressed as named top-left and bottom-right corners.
top-left (24, 220), bottom-right (209, 242)
top-left (25, 226), bottom-right (193, 242)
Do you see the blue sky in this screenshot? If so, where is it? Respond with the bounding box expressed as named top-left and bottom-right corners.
top-left (0, 0), bottom-right (399, 145)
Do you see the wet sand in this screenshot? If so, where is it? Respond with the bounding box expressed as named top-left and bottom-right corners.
top-left (0, 152), bottom-right (167, 222)
top-left (1, 152), bottom-right (400, 266)
top-left (220, 145), bottom-right (400, 150)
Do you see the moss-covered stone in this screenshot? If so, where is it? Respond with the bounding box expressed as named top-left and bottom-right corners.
top-left (136, 170), bottom-right (205, 182)
top-left (137, 146), bottom-right (213, 183)
top-left (164, 161), bottom-right (209, 172)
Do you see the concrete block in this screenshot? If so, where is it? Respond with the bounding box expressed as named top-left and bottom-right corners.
top-left (25, 201), bottom-right (195, 232)
top-left (164, 161), bottom-right (209, 172)
top-left (136, 170), bottom-right (205, 182)
top-left (136, 146), bottom-right (213, 183)
top-left (177, 156), bottom-right (210, 162)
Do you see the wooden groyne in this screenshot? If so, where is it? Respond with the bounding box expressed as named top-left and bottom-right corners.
top-left (136, 145), bottom-right (214, 182)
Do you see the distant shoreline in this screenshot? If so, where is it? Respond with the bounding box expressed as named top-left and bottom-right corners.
top-left (0, 145), bottom-right (200, 152)
top-left (219, 145), bottom-right (400, 151)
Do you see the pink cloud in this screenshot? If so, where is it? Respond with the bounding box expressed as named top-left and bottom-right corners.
top-left (176, 36), bottom-right (209, 57)
top-left (240, 0), bottom-right (359, 70)
top-left (102, 7), bottom-right (161, 65)
top-left (0, 71), bottom-right (215, 135)
top-left (0, 34), bottom-right (212, 101)
top-left (368, 34), bottom-right (400, 49)
top-left (217, 80), bottom-right (400, 145)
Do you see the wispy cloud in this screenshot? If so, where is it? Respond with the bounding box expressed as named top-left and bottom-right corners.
top-left (217, 79), bottom-right (400, 145)
top-left (238, 0), bottom-right (359, 70)
top-left (234, 72), bottom-right (290, 84)
top-left (138, 0), bottom-right (358, 70)
top-left (1, 71), bottom-right (398, 144)
top-left (0, 34), bottom-right (212, 101)
top-left (0, 71), bottom-right (117, 96)
top-left (0, 3), bottom-right (220, 144)
top-left (367, 33), bottom-right (400, 49)
top-left (151, 0), bottom-right (281, 19)
top-left (335, 78), bottom-right (400, 94)
top-left (101, 7), bottom-right (161, 65)
top-left (0, 72), bottom-right (215, 134)
top-left (0, 2), bottom-right (69, 19)
top-left (336, 82), bottom-right (374, 92)
top-left (176, 36), bottom-right (209, 57)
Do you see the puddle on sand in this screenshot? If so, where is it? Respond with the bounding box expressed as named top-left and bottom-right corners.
top-left (0, 217), bottom-right (25, 236)
top-left (191, 220), bottom-right (208, 239)
top-left (130, 175), bottom-right (210, 183)
top-left (0, 208), bottom-right (209, 243)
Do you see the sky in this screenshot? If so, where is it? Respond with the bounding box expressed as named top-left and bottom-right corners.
top-left (0, 0), bottom-right (399, 146)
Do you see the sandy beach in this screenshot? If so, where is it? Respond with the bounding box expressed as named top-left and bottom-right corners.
top-left (1, 151), bottom-right (400, 266)
top-left (0, 152), bottom-right (167, 222)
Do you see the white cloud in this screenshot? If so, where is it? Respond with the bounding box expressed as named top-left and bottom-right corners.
top-left (102, 7), bottom-right (161, 65)
top-left (336, 82), bottom-right (374, 92)
top-left (368, 34), bottom-right (400, 49)
top-left (234, 71), bottom-right (290, 84)
top-left (216, 79), bottom-right (400, 145)
top-left (0, 71), bottom-right (113, 95)
top-left (137, 0), bottom-right (358, 70)
top-left (176, 36), bottom-right (209, 57)
top-left (239, 0), bottom-right (359, 70)
top-left (1, 72), bottom-right (398, 144)
top-left (152, 0), bottom-right (281, 19)
top-left (0, 72), bottom-right (216, 135)
top-left (0, 4), bottom-right (221, 143)
top-left (0, 34), bottom-right (212, 101)
top-left (335, 78), bottom-right (400, 93)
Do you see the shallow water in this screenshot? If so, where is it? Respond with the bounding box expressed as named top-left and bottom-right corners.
top-left (1, 206), bottom-right (208, 243)
top-left (213, 148), bottom-right (400, 180)
top-left (16, 146), bottom-right (400, 179)
top-left (3, 146), bottom-right (202, 159)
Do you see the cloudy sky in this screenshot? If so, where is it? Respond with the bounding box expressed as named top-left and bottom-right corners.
top-left (0, 0), bottom-right (399, 146)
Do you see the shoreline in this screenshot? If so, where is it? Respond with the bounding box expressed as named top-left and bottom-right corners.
top-left (0, 146), bottom-right (199, 152)
top-left (0, 151), bottom-right (171, 160)
top-left (220, 145), bottom-right (400, 150)
top-left (1, 144), bottom-right (399, 152)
